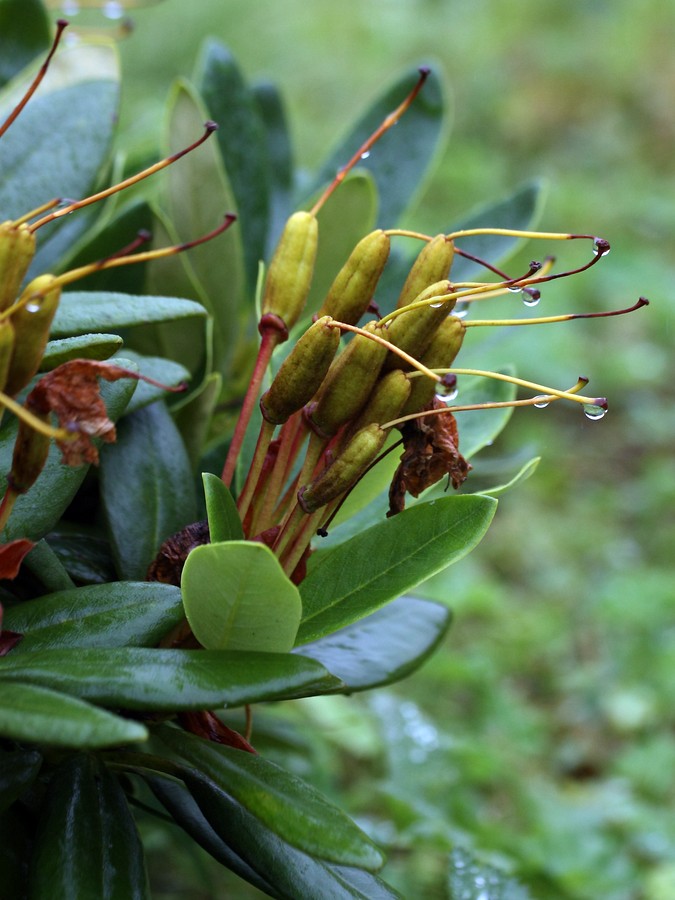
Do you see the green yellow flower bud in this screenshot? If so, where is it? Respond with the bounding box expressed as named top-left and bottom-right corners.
top-left (347, 369), bottom-right (412, 437)
top-left (401, 315), bottom-right (466, 415)
top-left (316, 229), bottom-right (390, 325)
top-left (383, 280), bottom-right (455, 367)
top-left (0, 319), bottom-right (15, 394)
top-left (299, 423), bottom-right (386, 512)
top-left (307, 320), bottom-right (389, 436)
top-left (5, 275), bottom-right (61, 396)
top-left (261, 211), bottom-right (318, 331)
top-left (0, 222), bottom-right (36, 312)
top-left (395, 233), bottom-right (454, 310)
top-left (260, 315), bottom-right (340, 425)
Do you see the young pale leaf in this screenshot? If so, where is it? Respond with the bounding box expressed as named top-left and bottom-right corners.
top-left (182, 541), bottom-right (301, 652)
top-left (0, 748), bottom-right (42, 813)
top-left (51, 291), bottom-right (206, 336)
top-left (100, 400), bottom-right (197, 581)
top-left (0, 376), bottom-right (137, 543)
top-left (0, 0), bottom-right (50, 87)
top-left (295, 595), bottom-right (451, 691)
top-left (30, 755), bottom-right (149, 900)
top-left (307, 67), bottom-right (447, 227)
top-left (0, 682), bottom-right (147, 747)
top-left (3, 582), bottom-right (183, 653)
top-left (0, 648), bottom-right (339, 710)
top-left (158, 725), bottom-right (384, 871)
top-left (297, 494), bottom-right (497, 644)
top-left (195, 39), bottom-right (271, 285)
top-left (202, 472), bottom-right (243, 542)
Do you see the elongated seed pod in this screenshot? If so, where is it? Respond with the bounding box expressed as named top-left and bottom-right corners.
top-left (0, 319), bottom-right (15, 393)
top-left (0, 222), bottom-right (36, 312)
top-left (395, 233), bottom-right (454, 310)
top-left (5, 275), bottom-right (61, 396)
top-left (383, 280), bottom-right (455, 369)
top-left (299, 423), bottom-right (386, 512)
top-left (401, 315), bottom-right (466, 415)
top-left (260, 316), bottom-right (340, 425)
top-left (261, 211), bottom-right (318, 331)
top-left (346, 369), bottom-right (412, 439)
top-left (8, 413), bottom-right (51, 495)
top-left (316, 229), bottom-right (390, 325)
top-left (307, 320), bottom-right (389, 436)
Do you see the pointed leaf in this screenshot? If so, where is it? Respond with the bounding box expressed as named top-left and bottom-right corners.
top-left (295, 595), bottom-right (451, 691)
top-left (0, 647), bottom-right (340, 709)
top-left (0, 681), bottom-right (147, 747)
top-left (51, 290), bottom-right (207, 336)
top-left (196, 40), bottom-right (270, 284)
top-left (479, 455), bottom-right (540, 497)
top-left (202, 472), bottom-right (243, 542)
top-left (30, 755), bottom-right (149, 899)
top-left (3, 582), bottom-right (183, 653)
top-left (100, 400), bottom-right (197, 580)
top-left (22, 538), bottom-right (75, 593)
top-left (182, 541), bottom-right (301, 652)
top-left (297, 494), bottom-right (497, 644)
top-left (307, 68), bottom-right (447, 226)
top-left (0, 0), bottom-right (50, 87)
top-left (0, 748), bottom-right (42, 813)
top-left (41, 333), bottom-right (124, 369)
top-left (158, 725), bottom-right (384, 870)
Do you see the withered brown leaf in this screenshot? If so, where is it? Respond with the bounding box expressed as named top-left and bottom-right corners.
top-left (388, 397), bottom-right (471, 516)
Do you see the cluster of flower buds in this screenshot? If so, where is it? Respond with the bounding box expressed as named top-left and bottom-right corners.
top-left (221, 69), bottom-right (648, 581)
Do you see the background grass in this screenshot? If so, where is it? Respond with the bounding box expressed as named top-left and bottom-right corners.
top-left (65, 0), bottom-right (674, 896)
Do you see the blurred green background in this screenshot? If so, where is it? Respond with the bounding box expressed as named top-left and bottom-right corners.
top-left (61, 0), bottom-right (675, 896)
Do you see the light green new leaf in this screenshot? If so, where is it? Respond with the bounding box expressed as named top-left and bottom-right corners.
top-left (182, 541), bottom-right (301, 651)
top-left (202, 473), bottom-right (243, 542)
top-left (297, 494), bottom-right (496, 644)
top-left (0, 682), bottom-right (147, 748)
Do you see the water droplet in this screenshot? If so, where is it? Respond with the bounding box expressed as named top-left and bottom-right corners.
top-left (429, 301), bottom-right (445, 309)
top-left (507, 285), bottom-right (522, 294)
top-left (435, 373), bottom-right (457, 400)
top-left (360, 150), bottom-right (371, 160)
top-left (522, 289), bottom-right (541, 307)
top-left (593, 238), bottom-right (611, 257)
top-left (583, 403), bottom-right (607, 420)
top-left (453, 303), bottom-right (468, 319)
top-left (25, 301), bottom-right (41, 313)
top-left (533, 397), bottom-right (550, 409)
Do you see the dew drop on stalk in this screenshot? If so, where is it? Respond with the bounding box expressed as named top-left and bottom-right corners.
top-left (429, 301), bottom-right (444, 308)
top-left (435, 372), bottom-right (457, 401)
top-left (533, 397), bottom-right (550, 409)
top-left (360, 150), bottom-right (371, 159)
top-left (593, 238), bottom-right (611, 257)
top-left (583, 403), bottom-right (607, 420)
top-left (453, 302), bottom-right (468, 319)
top-left (25, 301), bottom-right (41, 313)
top-left (522, 288), bottom-right (541, 307)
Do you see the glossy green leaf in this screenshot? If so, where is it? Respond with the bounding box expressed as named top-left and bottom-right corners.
top-left (163, 79), bottom-right (247, 374)
top-left (0, 0), bottom-right (50, 87)
top-left (0, 376), bottom-right (137, 542)
top-left (447, 848), bottom-right (531, 899)
top-left (196, 39), bottom-right (270, 284)
top-left (0, 648), bottom-right (340, 709)
top-left (448, 181), bottom-right (545, 281)
top-left (295, 595), bottom-right (451, 691)
top-left (0, 41), bottom-right (119, 275)
top-left (51, 291), bottom-right (207, 337)
top-left (3, 582), bottom-right (183, 653)
top-left (23, 538), bottom-right (75, 593)
top-left (253, 80), bottom-right (293, 255)
top-left (109, 350), bottom-right (190, 414)
top-left (30, 755), bottom-right (149, 899)
top-left (297, 494), bottom-right (497, 644)
top-left (303, 171), bottom-right (378, 316)
top-left (181, 541), bottom-right (301, 651)
top-left (158, 725), bottom-right (384, 870)
top-left (146, 774), bottom-right (277, 897)
top-left (0, 682), bottom-right (147, 747)
top-left (100, 400), bottom-right (197, 580)
top-left (0, 748), bottom-right (42, 813)
top-left (41, 333), bottom-right (124, 369)
top-left (453, 366), bottom-right (517, 459)
top-left (43, 527), bottom-right (116, 584)
top-left (202, 472), bottom-right (243, 542)
top-left (307, 67), bottom-right (447, 227)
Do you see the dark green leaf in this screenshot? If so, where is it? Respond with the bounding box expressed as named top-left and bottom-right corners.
top-left (307, 67), bottom-right (447, 226)
top-left (0, 681), bottom-right (147, 747)
top-left (173, 372), bottom-right (222, 467)
top-left (447, 848), bottom-right (531, 900)
top-left (0, 647), bottom-right (340, 710)
top-left (46, 526), bottom-right (116, 584)
top-left (253, 80), bottom-right (293, 255)
top-left (3, 582), bottom-right (184, 653)
top-left (297, 495), bottom-right (497, 644)
top-left (109, 350), bottom-right (190, 414)
top-left (202, 472), bottom-right (243, 542)
top-left (41, 333), bottom-right (124, 369)
top-left (448, 181), bottom-right (545, 281)
top-left (51, 291), bottom-right (207, 337)
top-left (23, 538), bottom-right (75, 592)
top-left (0, 748), bottom-right (42, 813)
top-left (0, 0), bottom-right (50, 87)
top-left (295, 595), bottom-right (451, 691)
top-left (196, 40), bottom-right (270, 284)
top-left (100, 401), bottom-right (197, 580)
top-left (159, 725), bottom-right (384, 870)
top-left (0, 376), bottom-right (137, 542)
top-left (30, 755), bottom-right (149, 899)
